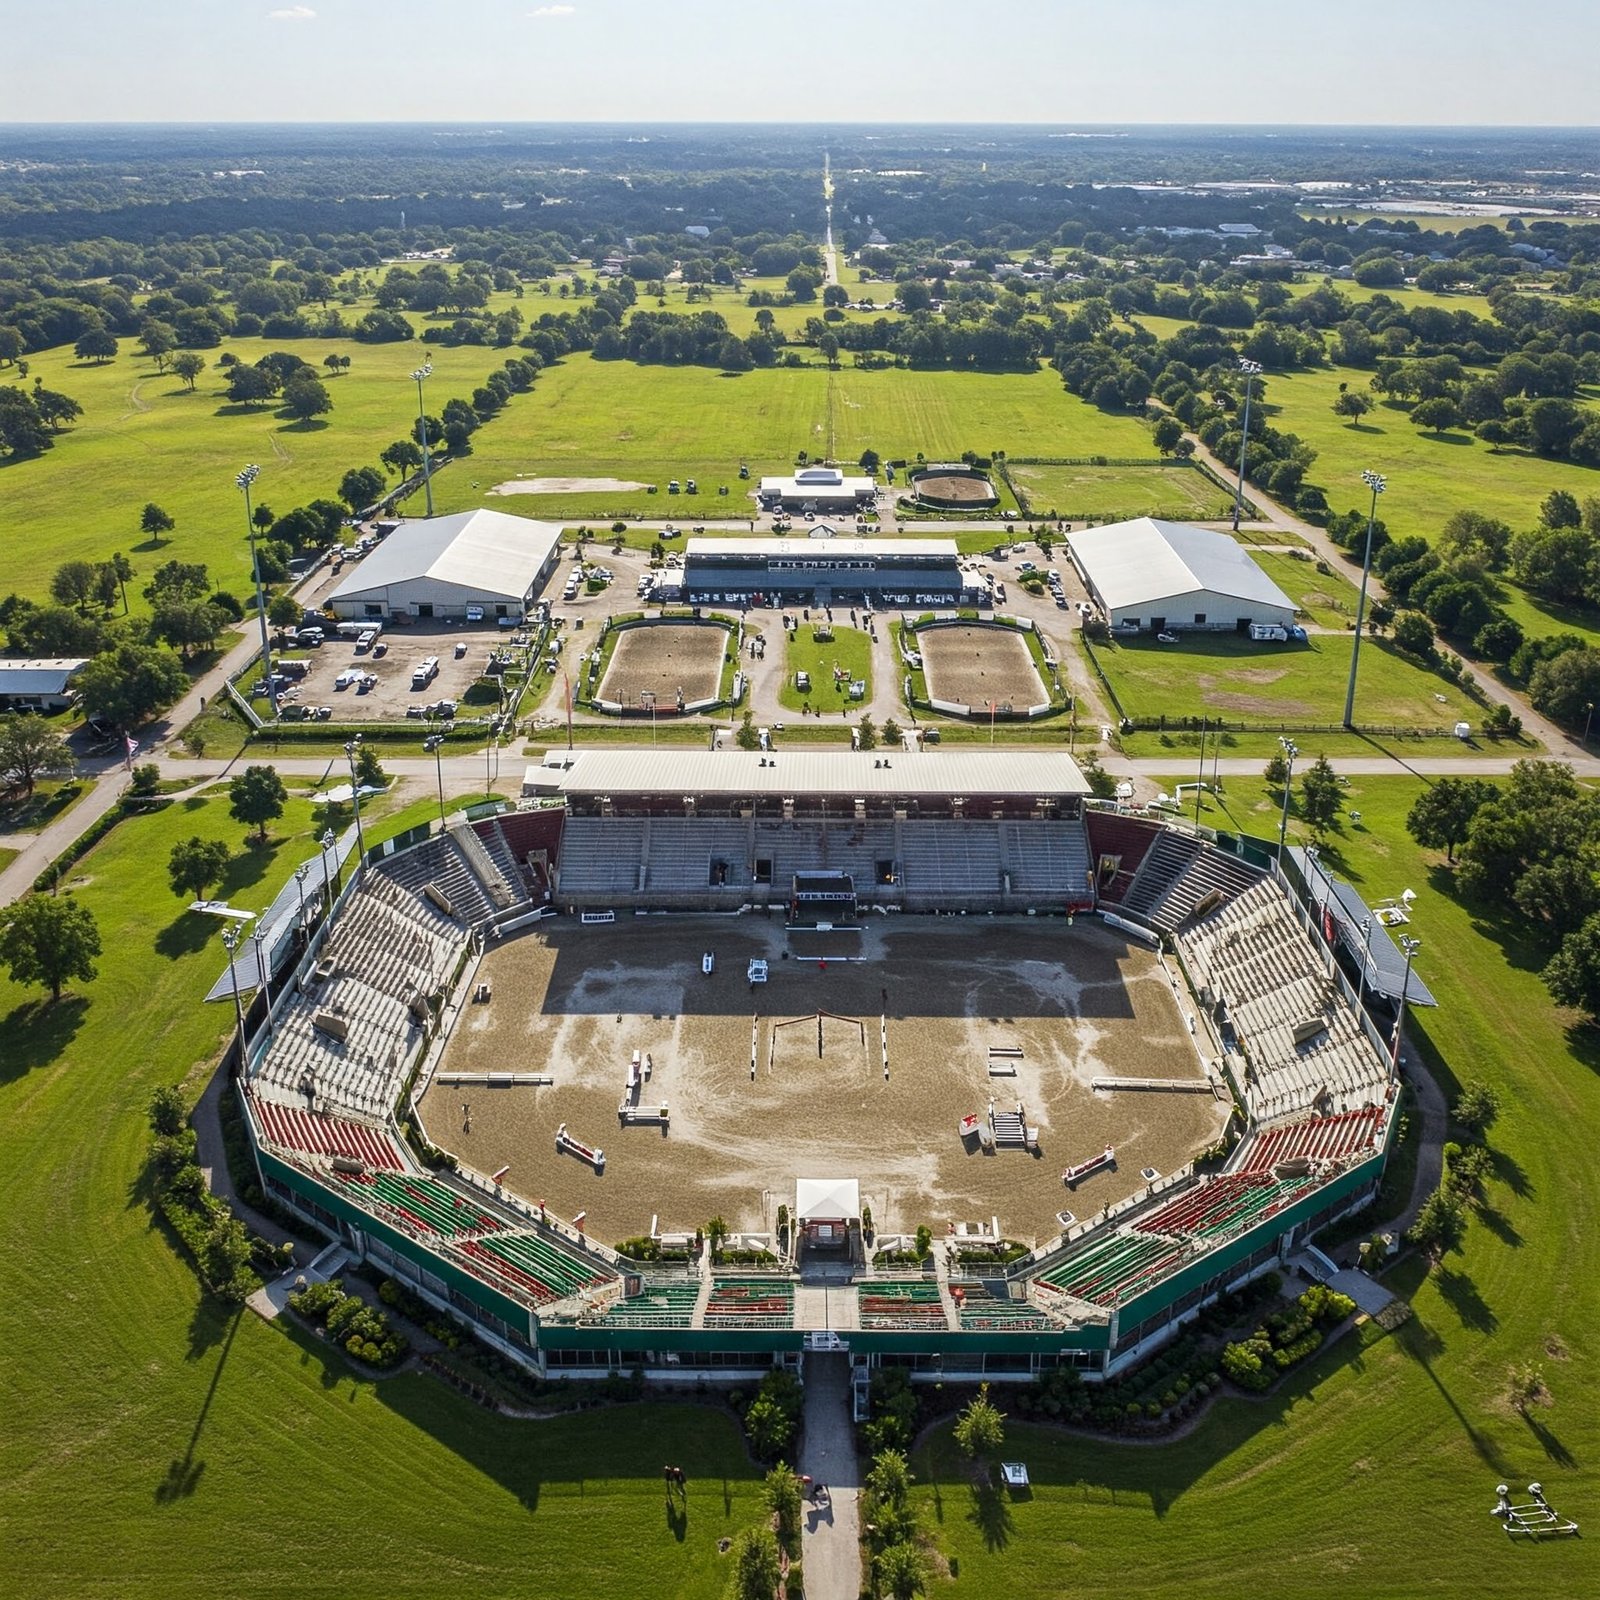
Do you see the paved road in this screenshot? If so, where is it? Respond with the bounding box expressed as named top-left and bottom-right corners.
top-left (799, 1351), bottom-right (861, 1600)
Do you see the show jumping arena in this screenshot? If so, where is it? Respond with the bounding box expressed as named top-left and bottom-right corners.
top-left (910, 467), bottom-right (999, 508)
top-left (417, 916), bottom-right (1225, 1246)
top-left (596, 621), bottom-right (729, 709)
top-left (919, 623), bottom-right (1048, 713)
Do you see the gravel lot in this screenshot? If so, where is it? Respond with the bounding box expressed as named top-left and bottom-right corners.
top-left (417, 916), bottom-right (1226, 1247)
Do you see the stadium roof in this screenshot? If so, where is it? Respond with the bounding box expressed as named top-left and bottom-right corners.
top-left (327, 509), bottom-right (562, 604)
top-left (1067, 519), bottom-right (1294, 613)
top-left (1289, 847), bottom-right (1437, 1008)
top-left (526, 747), bottom-right (1091, 799)
top-left (686, 537), bottom-right (958, 560)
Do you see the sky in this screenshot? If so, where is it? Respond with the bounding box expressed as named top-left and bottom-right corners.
top-left (3, 0), bottom-right (1598, 126)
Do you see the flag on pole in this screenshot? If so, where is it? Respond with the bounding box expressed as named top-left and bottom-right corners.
top-left (124, 734), bottom-right (139, 769)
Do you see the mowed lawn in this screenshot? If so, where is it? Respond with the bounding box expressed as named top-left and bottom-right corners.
top-left (780, 622), bottom-right (873, 713)
top-left (910, 773), bottom-right (1600, 1599)
top-left (1007, 461), bottom-right (1233, 522)
top-left (2, 335), bottom-right (520, 607)
top-left (0, 791), bottom-right (763, 1600)
top-left (1091, 631), bottom-right (1480, 728)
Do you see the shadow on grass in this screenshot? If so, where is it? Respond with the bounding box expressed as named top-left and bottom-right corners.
top-left (0, 994), bottom-right (88, 1085)
top-left (1488, 1147), bottom-right (1532, 1201)
top-left (1434, 1266), bottom-right (1498, 1333)
top-left (1395, 1315), bottom-right (1511, 1474)
top-left (155, 1305), bottom-right (242, 1505)
top-left (965, 1480), bottom-right (1014, 1551)
top-left (0, 781), bottom-right (85, 833)
top-left (155, 909), bottom-right (221, 960)
top-left (1474, 1203), bottom-right (1524, 1249)
top-left (1521, 1410), bottom-right (1577, 1469)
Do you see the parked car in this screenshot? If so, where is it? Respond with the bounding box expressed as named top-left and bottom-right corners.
top-left (1157, 631), bottom-right (1180, 644)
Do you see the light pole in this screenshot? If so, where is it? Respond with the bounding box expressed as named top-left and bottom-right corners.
top-left (319, 828), bottom-right (336, 917)
top-left (1356, 915), bottom-right (1374, 1015)
top-left (1342, 469), bottom-right (1388, 729)
top-left (222, 925), bottom-right (247, 1073)
top-left (424, 734), bottom-right (446, 825)
top-left (237, 464), bottom-right (277, 716)
top-left (1585, 702), bottom-right (1595, 749)
top-left (1393, 934), bottom-right (1421, 1075)
top-left (1276, 737), bottom-right (1298, 866)
top-left (293, 862), bottom-right (311, 937)
top-left (411, 360), bottom-right (435, 518)
top-left (1194, 717), bottom-right (1207, 826)
top-left (252, 922), bottom-right (275, 1040)
top-left (1231, 358), bottom-right (1262, 532)
top-left (345, 736), bottom-right (367, 861)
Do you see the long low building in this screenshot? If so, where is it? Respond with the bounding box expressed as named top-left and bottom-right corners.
top-left (0, 657), bottom-right (87, 713)
top-left (1068, 518), bottom-right (1296, 634)
top-left (326, 508), bottom-right (563, 623)
top-left (685, 536), bottom-right (973, 604)
top-left (757, 464), bottom-right (876, 512)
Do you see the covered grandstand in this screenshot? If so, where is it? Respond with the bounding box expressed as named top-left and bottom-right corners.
top-left (683, 536), bottom-right (979, 605)
top-left (233, 755), bottom-right (1404, 1385)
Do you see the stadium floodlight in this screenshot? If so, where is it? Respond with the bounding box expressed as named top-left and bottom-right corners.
top-left (1343, 470), bottom-right (1388, 728)
top-left (410, 360), bottom-right (435, 517)
top-left (345, 736), bottom-right (367, 861)
top-left (1393, 933), bottom-right (1422, 1076)
top-left (1356, 915), bottom-right (1374, 1015)
top-left (423, 734), bottom-right (446, 824)
top-left (236, 464), bottom-right (276, 716)
top-left (1232, 358), bottom-right (1264, 531)
top-left (319, 828), bottom-right (337, 917)
top-left (293, 862), bottom-right (312, 933)
top-left (221, 923), bottom-right (248, 1074)
top-left (1276, 737), bottom-right (1298, 866)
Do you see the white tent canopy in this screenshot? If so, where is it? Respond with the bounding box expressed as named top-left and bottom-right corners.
top-left (796, 1176), bottom-right (860, 1222)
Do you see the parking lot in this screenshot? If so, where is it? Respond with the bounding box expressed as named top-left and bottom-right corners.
top-left (267, 621), bottom-right (522, 722)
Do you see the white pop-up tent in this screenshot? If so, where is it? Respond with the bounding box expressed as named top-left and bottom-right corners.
top-left (796, 1176), bottom-right (860, 1249)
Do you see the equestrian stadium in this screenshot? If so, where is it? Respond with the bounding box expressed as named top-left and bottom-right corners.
top-left (226, 748), bottom-right (1424, 1390)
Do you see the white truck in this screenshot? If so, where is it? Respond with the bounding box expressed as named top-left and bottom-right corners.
top-left (1249, 622), bottom-right (1289, 643)
top-left (747, 958), bottom-right (768, 985)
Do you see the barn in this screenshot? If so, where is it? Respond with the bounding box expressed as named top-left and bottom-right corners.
top-left (326, 508), bottom-right (563, 623)
top-left (1067, 518), bottom-right (1296, 635)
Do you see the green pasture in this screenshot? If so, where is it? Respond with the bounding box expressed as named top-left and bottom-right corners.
top-left (1246, 548), bottom-right (1364, 630)
top-left (779, 622), bottom-right (873, 713)
top-left (0, 790), bottom-right (763, 1600)
top-left (1284, 276), bottom-right (1503, 319)
top-left (1, 334), bottom-right (519, 607)
top-left (1006, 461), bottom-right (1232, 522)
top-left (1087, 630), bottom-right (1480, 730)
top-left (910, 772), bottom-right (1600, 1598)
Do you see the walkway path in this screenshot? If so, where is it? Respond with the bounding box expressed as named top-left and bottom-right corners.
top-left (799, 1351), bottom-right (861, 1600)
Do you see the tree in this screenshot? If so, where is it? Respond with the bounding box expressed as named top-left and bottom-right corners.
top-left (818, 332), bottom-right (840, 367)
top-left (1406, 1185), bottom-right (1468, 1260)
top-left (735, 711), bottom-right (761, 751)
top-left (338, 465), bottom-right (386, 515)
top-left (140, 503), bottom-right (175, 544)
top-left (1407, 778), bottom-right (1495, 863)
top-left (282, 373), bottom-right (332, 422)
top-left (762, 1462), bottom-right (804, 1547)
top-left (1152, 414), bottom-right (1184, 454)
top-left (724, 1526), bottom-right (781, 1600)
top-left (75, 642), bottom-right (186, 731)
top-left (1299, 754), bottom-right (1344, 837)
top-left (380, 438), bottom-right (424, 478)
top-left (743, 1392), bottom-right (795, 1460)
top-left (268, 593), bottom-right (301, 631)
top-left (882, 717), bottom-right (903, 748)
top-left (1543, 911), bottom-right (1600, 1022)
top-left (1332, 390), bottom-right (1371, 426)
top-left (229, 765), bottom-right (287, 845)
top-left (952, 1382), bottom-right (1006, 1469)
top-left (1453, 1081), bottom-right (1501, 1137)
top-left (74, 327), bottom-right (118, 364)
top-left (1263, 751), bottom-right (1289, 788)
top-left (139, 321), bottom-right (177, 371)
top-left (171, 351), bottom-right (206, 391)
top-left (1529, 646), bottom-right (1600, 726)
top-left (857, 714), bottom-right (878, 751)
top-left (0, 714), bottom-right (71, 796)
top-left (859, 447), bottom-right (882, 473)
top-left (168, 836), bottom-right (231, 903)
top-left (225, 363), bottom-right (279, 407)
top-left (875, 1543), bottom-right (929, 1600)
top-left (1410, 396), bottom-right (1461, 436)
top-left (1437, 510), bottom-right (1512, 571)
top-left (323, 352), bottom-right (350, 377)
top-left (151, 598), bottom-right (226, 660)
top-left (147, 1083), bottom-right (187, 1137)
top-left (50, 559), bottom-right (103, 613)
top-left (1390, 610), bottom-right (1435, 660)
top-left (0, 892), bottom-right (102, 1002)
top-left (353, 744), bottom-right (388, 790)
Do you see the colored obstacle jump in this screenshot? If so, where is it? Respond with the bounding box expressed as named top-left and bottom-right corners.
top-left (958, 1112), bottom-right (994, 1151)
top-left (1091, 1075), bottom-right (1211, 1094)
top-left (555, 1122), bottom-right (605, 1172)
top-left (1062, 1145), bottom-right (1116, 1188)
top-left (987, 1045), bottom-right (1021, 1078)
top-left (989, 1099), bottom-right (1036, 1151)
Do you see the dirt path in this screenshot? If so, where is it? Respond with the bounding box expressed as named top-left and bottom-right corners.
top-left (120, 380), bottom-right (150, 420)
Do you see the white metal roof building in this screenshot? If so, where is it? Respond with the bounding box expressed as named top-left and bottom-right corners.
top-left (685, 535), bottom-right (968, 601)
top-left (326, 509), bottom-right (564, 622)
top-left (757, 465), bottom-right (876, 510)
top-left (1067, 519), bottom-right (1296, 634)
top-left (0, 658), bottom-right (88, 712)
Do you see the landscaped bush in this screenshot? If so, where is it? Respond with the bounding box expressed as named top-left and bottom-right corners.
top-left (1221, 1283), bottom-right (1355, 1391)
top-left (288, 1277), bottom-right (408, 1367)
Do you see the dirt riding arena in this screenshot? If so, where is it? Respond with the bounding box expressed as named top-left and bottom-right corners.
top-left (913, 472), bottom-right (998, 506)
top-left (920, 623), bottom-right (1047, 712)
top-left (597, 622), bottom-right (728, 709)
top-left (418, 917), bottom-right (1226, 1248)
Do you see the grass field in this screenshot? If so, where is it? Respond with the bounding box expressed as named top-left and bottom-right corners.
top-left (779, 622), bottom-right (873, 713)
top-left (1087, 631), bottom-right (1481, 730)
top-left (0, 790), bottom-right (765, 1600)
top-left (1005, 461), bottom-right (1233, 522)
top-left (908, 773), bottom-right (1600, 1599)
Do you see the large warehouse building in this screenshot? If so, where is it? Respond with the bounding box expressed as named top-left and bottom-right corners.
top-left (326, 508), bottom-right (563, 622)
top-left (685, 536), bottom-right (977, 605)
top-left (757, 464), bottom-right (876, 513)
top-left (1068, 518), bottom-right (1296, 634)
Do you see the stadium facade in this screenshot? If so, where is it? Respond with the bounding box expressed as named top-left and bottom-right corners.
top-left (231, 751), bottom-right (1412, 1387)
top-left (684, 536), bottom-right (982, 606)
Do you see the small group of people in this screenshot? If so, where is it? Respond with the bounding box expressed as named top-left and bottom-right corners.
top-left (663, 1464), bottom-right (688, 1497)
top-left (800, 1475), bottom-right (828, 1504)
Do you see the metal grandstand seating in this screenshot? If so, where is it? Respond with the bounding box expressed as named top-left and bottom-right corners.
top-left (1120, 832), bottom-right (1264, 932)
top-left (454, 1229), bottom-right (615, 1306)
top-left (1084, 811), bottom-right (1162, 904)
top-left (249, 1092), bottom-right (406, 1170)
top-left (556, 817), bottom-right (649, 897)
top-left (951, 1282), bottom-right (1056, 1331)
top-left (331, 1169), bottom-right (504, 1238)
top-left (596, 1278), bottom-right (701, 1328)
top-left (474, 818), bottom-right (540, 898)
top-left (1037, 1232), bottom-right (1190, 1308)
top-left (1131, 1170), bottom-right (1322, 1242)
top-left (704, 1276), bottom-right (796, 1329)
top-left (1178, 882), bottom-right (1387, 1118)
top-left (1005, 819), bottom-right (1093, 898)
top-left (897, 821), bottom-right (1003, 905)
top-left (645, 817), bottom-right (752, 894)
top-left (377, 834), bottom-right (500, 927)
top-left (1233, 1105), bottom-right (1386, 1174)
top-left (856, 1279), bottom-right (948, 1330)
